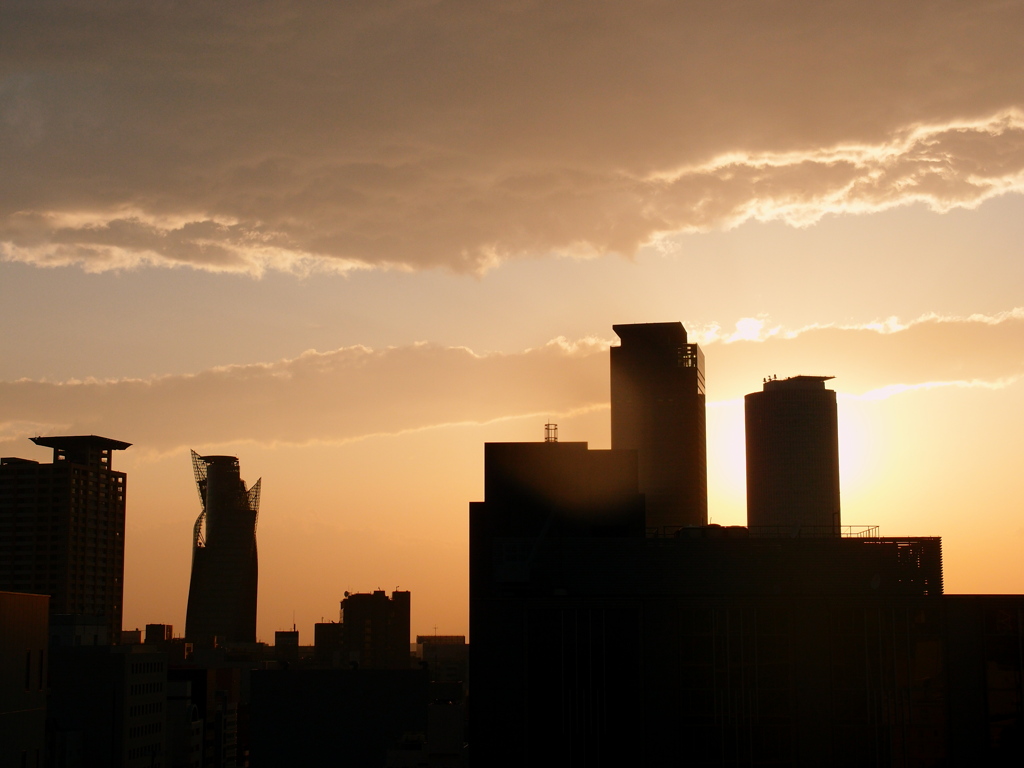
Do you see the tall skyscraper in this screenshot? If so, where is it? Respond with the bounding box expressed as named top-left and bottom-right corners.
top-left (0, 435), bottom-right (130, 643)
top-left (185, 452), bottom-right (260, 646)
top-left (745, 375), bottom-right (841, 534)
top-left (610, 322), bottom-right (707, 530)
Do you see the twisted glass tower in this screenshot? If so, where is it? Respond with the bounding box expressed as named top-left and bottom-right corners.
top-left (185, 451), bottom-right (260, 646)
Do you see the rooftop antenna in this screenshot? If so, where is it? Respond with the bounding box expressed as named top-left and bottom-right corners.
top-left (544, 421), bottom-right (558, 443)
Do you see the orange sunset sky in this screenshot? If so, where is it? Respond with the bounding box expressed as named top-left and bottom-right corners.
top-left (1, 1), bottom-right (1023, 644)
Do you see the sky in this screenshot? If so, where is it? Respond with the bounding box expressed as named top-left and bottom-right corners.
top-left (2, 1), bottom-right (1023, 643)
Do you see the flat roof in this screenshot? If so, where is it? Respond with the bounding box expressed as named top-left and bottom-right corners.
top-left (30, 435), bottom-right (132, 451)
top-left (612, 321), bottom-right (688, 346)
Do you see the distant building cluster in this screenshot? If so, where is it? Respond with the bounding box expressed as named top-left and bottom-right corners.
top-left (2, 320), bottom-right (1023, 766)
top-left (0, 442), bottom-right (464, 766)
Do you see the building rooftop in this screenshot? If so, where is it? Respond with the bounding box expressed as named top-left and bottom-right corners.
top-left (612, 321), bottom-right (688, 346)
top-left (30, 435), bottom-right (132, 451)
top-left (762, 374), bottom-right (835, 392)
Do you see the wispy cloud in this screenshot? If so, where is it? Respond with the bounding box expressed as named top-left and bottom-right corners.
top-left (846, 376), bottom-right (1023, 402)
top-left (1, 312), bottom-right (1021, 453)
top-left (706, 311), bottom-right (1024, 399)
top-left (2, 1), bottom-right (1022, 274)
top-left (0, 338), bottom-right (609, 453)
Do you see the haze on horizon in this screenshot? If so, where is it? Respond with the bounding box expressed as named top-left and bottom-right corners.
top-left (2, 0), bottom-right (1023, 643)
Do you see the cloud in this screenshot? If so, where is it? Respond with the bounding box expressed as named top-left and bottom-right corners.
top-left (0, 339), bottom-right (610, 453)
top-left (850, 377), bottom-right (1022, 403)
top-left (2, 312), bottom-right (1022, 454)
top-left (1, 1), bottom-right (1023, 274)
top-left (705, 310), bottom-right (1024, 399)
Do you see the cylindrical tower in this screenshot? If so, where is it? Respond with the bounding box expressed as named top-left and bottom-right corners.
top-left (745, 375), bottom-right (840, 535)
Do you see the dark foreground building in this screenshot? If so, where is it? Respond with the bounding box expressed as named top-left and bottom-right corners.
top-left (314, 589), bottom-right (411, 669)
top-left (0, 435), bottom-right (130, 643)
top-left (185, 452), bottom-right (261, 647)
top-left (746, 375), bottom-right (841, 534)
top-left (47, 644), bottom-right (169, 768)
top-left (0, 591), bottom-right (48, 766)
top-left (249, 668), bottom-right (429, 766)
top-left (610, 322), bottom-right (707, 530)
top-left (469, 439), bottom-right (958, 767)
top-left (470, 325), bottom-right (1024, 766)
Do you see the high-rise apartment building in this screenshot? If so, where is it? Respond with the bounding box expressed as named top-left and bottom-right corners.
top-left (0, 435), bottom-right (130, 643)
top-left (745, 375), bottom-right (841, 534)
top-left (610, 322), bottom-right (707, 530)
top-left (185, 452), bottom-right (260, 646)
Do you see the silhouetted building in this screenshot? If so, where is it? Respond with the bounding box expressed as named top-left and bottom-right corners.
top-left (469, 321), bottom-right (1024, 766)
top-left (165, 678), bottom-right (204, 768)
top-left (340, 589), bottom-right (411, 669)
top-left (0, 591), bottom-right (48, 766)
top-left (313, 591), bottom-right (411, 670)
top-left (943, 595), bottom-right (1024, 763)
top-left (611, 322), bottom-right (707, 530)
top-left (50, 613), bottom-right (109, 648)
top-left (746, 375), bottom-right (841, 534)
top-left (122, 628), bottom-right (143, 645)
top-left (313, 621), bottom-right (344, 667)
top-left (274, 630), bottom-right (299, 665)
top-left (48, 644), bottom-right (168, 767)
top-left (249, 668), bottom-right (429, 766)
top-left (0, 435), bottom-right (130, 643)
top-left (185, 452), bottom-right (260, 648)
top-left (147, 623), bottom-right (174, 644)
top-left (167, 664), bottom-right (245, 768)
top-left (415, 635), bottom-right (468, 693)
top-left (470, 437), bottom-right (952, 766)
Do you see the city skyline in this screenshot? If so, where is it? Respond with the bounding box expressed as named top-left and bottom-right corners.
top-left (2, 2), bottom-right (1023, 643)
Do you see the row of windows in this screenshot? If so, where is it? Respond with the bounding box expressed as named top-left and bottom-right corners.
top-left (129, 721), bottom-right (163, 739)
top-left (129, 701), bottom-right (164, 717)
top-left (0, 540), bottom-right (121, 552)
top-left (0, 485), bottom-right (124, 495)
top-left (130, 681), bottom-right (164, 696)
top-left (0, 471), bottom-right (125, 482)
top-left (126, 744), bottom-right (161, 761)
top-left (0, 510), bottom-right (125, 521)
top-left (131, 661), bottom-right (164, 675)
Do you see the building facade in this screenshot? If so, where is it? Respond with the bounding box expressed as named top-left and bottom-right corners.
top-left (745, 375), bottom-right (841, 534)
top-left (48, 644), bottom-right (168, 768)
top-left (610, 322), bottom-right (707, 531)
top-left (0, 435), bottom-right (130, 643)
top-left (185, 452), bottom-right (260, 647)
top-left (468, 437), bottom-right (972, 766)
top-left (0, 591), bottom-right (48, 767)
top-left (469, 322), bottom-right (1024, 766)
top-left (313, 590), bottom-right (420, 671)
